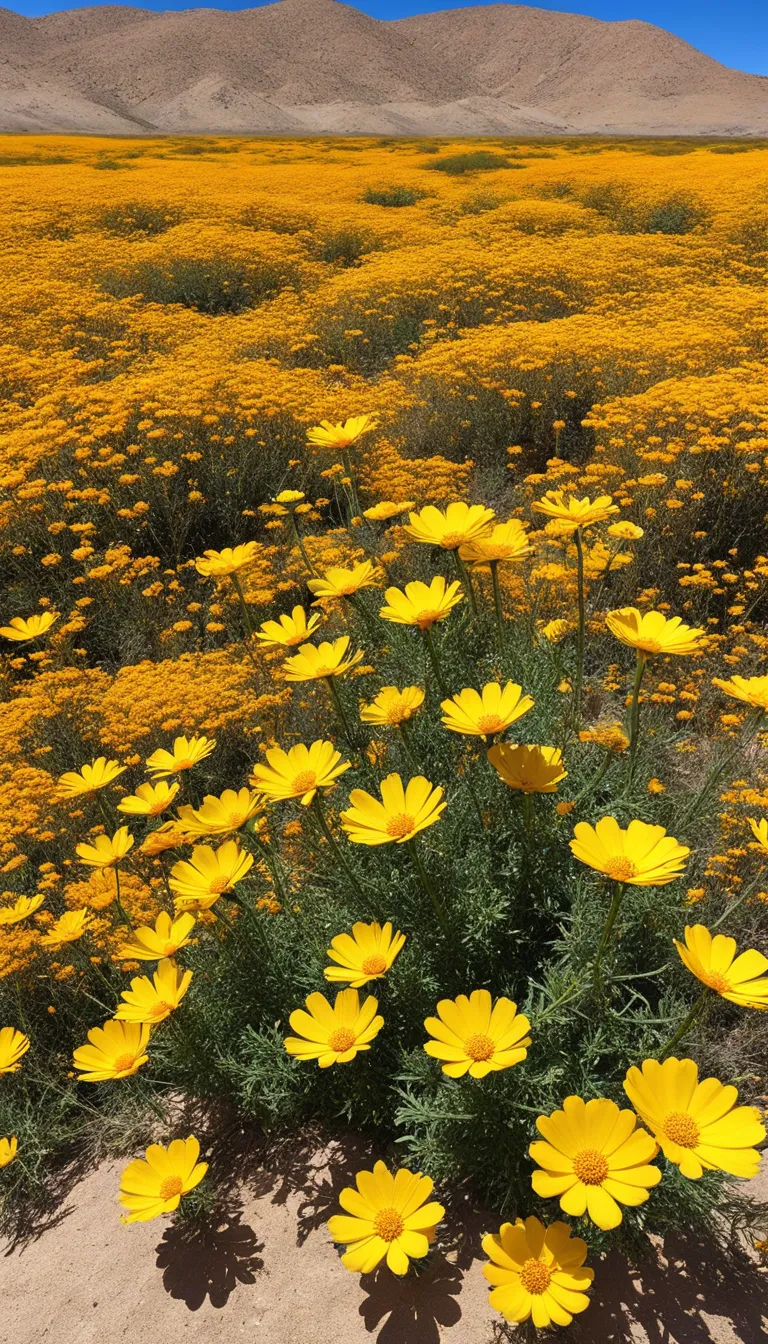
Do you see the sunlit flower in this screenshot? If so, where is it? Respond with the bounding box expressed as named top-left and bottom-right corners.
top-left (284, 987), bottom-right (383, 1066)
top-left (118, 911), bottom-right (196, 962)
top-left (119, 1135), bottom-right (208, 1223)
top-left (579, 723), bottom-right (629, 753)
top-left (624, 1057), bottom-right (765, 1180)
top-left (424, 990), bottom-right (531, 1078)
top-left (482, 1216), bottom-right (593, 1329)
top-left (177, 787), bottom-right (264, 836)
top-left (145, 735), bottom-right (216, 779)
top-left (282, 635), bottom-right (364, 681)
top-left (117, 781), bottom-right (180, 817)
top-left (712, 675), bottom-right (768, 712)
top-left (459, 519), bottom-right (532, 565)
top-left (40, 908), bottom-right (92, 948)
top-left (441, 682), bottom-right (534, 740)
top-left (341, 773), bottom-right (446, 845)
top-left (0, 893), bottom-right (45, 926)
top-left (673, 924), bottom-right (768, 1009)
top-left (404, 501), bottom-right (495, 550)
top-left (532, 491), bottom-right (619, 533)
top-left (169, 840), bottom-right (254, 907)
top-left (307, 414), bottom-right (378, 450)
top-left (324, 921), bottom-right (406, 987)
top-left (364, 500), bottom-right (414, 521)
top-left (115, 958), bottom-right (193, 1024)
top-left (140, 822), bottom-right (189, 856)
top-left (254, 605), bottom-right (323, 648)
top-left (607, 521), bottom-right (644, 540)
top-left (487, 744), bottom-right (566, 793)
top-left (539, 618), bottom-right (572, 644)
top-left (251, 740), bottom-right (350, 806)
top-left (195, 543), bottom-right (259, 578)
top-left (606, 608), bottom-right (704, 658)
top-left (58, 757), bottom-right (127, 799)
top-left (379, 576), bottom-right (463, 629)
top-left (328, 1160), bottom-right (444, 1275)
top-left (0, 612), bottom-right (58, 641)
top-left (275, 489), bottom-right (305, 505)
top-left (570, 817), bottom-right (689, 885)
top-left (0, 1027), bottom-right (30, 1075)
top-left (360, 686), bottom-right (424, 727)
top-left (76, 827), bottom-right (134, 869)
top-left (749, 817), bottom-right (768, 855)
top-left (0, 1137), bottom-right (17, 1168)
top-left (307, 561), bottom-right (378, 601)
top-left (73, 1019), bottom-right (150, 1082)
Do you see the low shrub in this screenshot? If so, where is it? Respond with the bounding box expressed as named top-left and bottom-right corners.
top-left (99, 254), bottom-right (292, 314)
top-left (362, 185), bottom-right (426, 207)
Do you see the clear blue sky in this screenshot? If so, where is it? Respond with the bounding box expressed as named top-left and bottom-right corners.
top-left (10, 0), bottom-right (768, 76)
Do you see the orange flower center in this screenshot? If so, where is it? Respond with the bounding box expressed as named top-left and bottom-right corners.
top-left (174, 758), bottom-right (194, 770)
top-left (336, 580), bottom-right (358, 595)
top-left (292, 770), bottom-right (318, 795)
top-left (162, 943), bottom-right (179, 956)
top-left (415, 608), bottom-right (443, 628)
top-left (699, 970), bottom-right (731, 995)
top-left (572, 1148), bottom-right (609, 1185)
top-left (374, 1207), bottom-right (405, 1242)
top-left (207, 876), bottom-right (231, 894)
top-left (386, 812), bottom-right (416, 839)
top-left (663, 1111), bottom-right (700, 1148)
top-left (159, 1175), bottom-right (184, 1200)
top-left (519, 1257), bottom-right (552, 1296)
top-left (327, 1027), bottom-right (357, 1053)
top-left (476, 714), bottom-right (506, 736)
top-left (149, 1001), bottom-right (174, 1019)
top-left (361, 954), bottom-right (388, 976)
top-left (604, 856), bottom-right (637, 882)
top-left (440, 531), bottom-right (467, 549)
top-left (113, 1052), bottom-right (137, 1074)
top-left (384, 698), bottom-right (410, 724)
top-left (464, 1032), bottom-right (496, 1062)
top-left (636, 639), bottom-right (662, 655)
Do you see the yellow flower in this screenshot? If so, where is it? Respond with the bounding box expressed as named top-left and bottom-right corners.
top-left (115, 958), bottom-right (193, 1024)
top-left (605, 608), bottom-right (704, 659)
top-left (169, 840), bottom-right (254, 908)
top-left (712, 675), bottom-right (768, 712)
top-left (40, 908), bottom-right (92, 948)
top-left (177, 787), bottom-right (264, 836)
top-left (673, 924), bottom-right (768, 1010)
top-left (570, 817), bottom-right (689, 885)
top-left (145, 734), bottom-right (216, 779)
top-left (360, 686), bottom-right (424, 727)
top-left (749, 817), bottom-right (768, 855)
top-left (73, 1019), bottom-right (150, 1082)
top-left (117, 911), bottom-right (196, 962)
top-left (623, 1057), bottom-right (766, 1180)
top-left (530, 1095), bottom-right (660, 1230)
top-left (251, 740), bottom-right (350, 806)
top-left (324, 921), bottom-right (406, 987)
top-left (404, 501), bottom-right (495, 550)
top-left (482, 1216), bottom-right (593, 1329)
top-left (284, 987), bottom-right (383, 1067)
top-left (607, 521), bottom-right (644, 540)
top-left (195, 542), bottom-right (259, 577)
top-left (254, 605), bottom-right (323, 649)
top-left (0, 612), bottom-right (58, 641)
top-left (441, 682), bottom-right (534, 740)
top-left (379, 576), bottom-right (463, 629)
top-left (0, 1027), bottom-right (30, 1076)
top-left (579, 723), bottom-right (629, 753)
top-left (119, 1135), bottom-right (208, 1223)
top-left (58, 757), bottom-right (127, 799)
top-left (487, 744), bottom-right (566, 793)
top-left (532, 491), bottom-right (619, 533)
top-left (424, 989), bottom-right (531, 1079)
top-left (459, 519), bottom-right (532, 565)
top-left (0, 893), bottom-right (45, 926)
top-left (364, 500), bottom-right (414, 521)
top-left (140, 822), bottom-right (189, 856)
top-left (328, 1160), bottom-right (444, 1276)
top-left (282, 635), bottom-right (364, 681)
top-left (307, 561), bottom-right (378, 601)
top-left (117, 781), bottom-right (180, 817)
top-left (0, 1136), bottom-right (18, 1168)
top-left (76, 826), bottom-right (134, 869)
top-left (341, 773), bottom-right (446, 845)
top-left (539, 618), bottom-right (572, 644)
top-left (307, 414), bottom-right (378, 450)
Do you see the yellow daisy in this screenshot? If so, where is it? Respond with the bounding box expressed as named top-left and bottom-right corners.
top-left (117, 781), bottom-right (180, 817)
top-left (282, 635), bottom-right (364, 681)
top-left (0, 893), bottom-right (45, 926)
top-left (40, 908), bottom-right (92, 949)
top-left (307, 561), bottom-right (378, 602)
top-left (713, 675), bottom-right (768, 712)
top-left (459, 519), bottom-right (532, 566)
top-left (487, 744), bottom-right (566, 793)
top-left (673, 923), bottom-right (768, 1010)
top-left (169, 840), bottom-right (254, 907)
top-left (607, 521), bottom-right (644, 540)
top-left (195, 543), bottom-right (259, 578)
top-left (0, 1027), bottom-right (30, 1076)
top-left (145, 734), bottom-right (216, 779)
top-left (441, 682), bottom-right (534, 740)
top-left (76, 827), bottom-right (134, 869)
top-left (423, 989), bottom-right (531, 1078)
top-left (284, 987), bottom-right (383, 1067)
top-left (254, 605), bottom-right (323, 649)
top-left (306, 414), bottom-right (378, 451)
top-left (115, 958), bottom-right (193, 1024)
top-left (324, 921), bottom-right (406, 987)
top-left (340, 773), bottom-right (446, 845)
top-left (0, 1137), bottom-right (18, 1168)
top-left (73, 1019), bottom-right (150, 1082)
top-left (482, 1216), bottom-right (593, 1329)
top-left (251, 740), bottom-right (350, 806)
top-left (404, 502), bottom-right (495, 550)
top-left (58, 757), bottom-right (127, 799)
top-left (117, 911), bottom-right (196, 962)
top-left (606, 607), bottom-right (704, 659)
top-left (379, 576), bottom-right (463, 629)
top-left (119, 1136), bottom-right (208, 1223)
top-left (570, 817), bottom-right (689, 886)
top-left (749, 817), bottom-right (768, 855)
top-left (176, 787), bottom-right (264, 837)
top-left (0, 612), bottom-right (58, 642)
top-left (532, 491), bottom-right (619, 532)
top-left (360, 686), bottom-right (424, 727)
top-left (328, 1160), bottom-right (444, 1276)
top-left (363, 500), bottom-right (414, 521)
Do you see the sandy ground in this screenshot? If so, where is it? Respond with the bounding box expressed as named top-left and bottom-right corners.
top-left (1, 1130), bottom-right (767, 1344)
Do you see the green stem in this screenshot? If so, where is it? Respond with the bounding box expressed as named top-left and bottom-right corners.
top-left (627, 650), bottom-right (647, 788)
top-left (398, 721), bottom-right (419, 772)
top-left (677, 710), bottom-right (763, 832)
top-left (523, 792), bottom-right (534, 845)
top-left (254, 832), bottom-right (288, 904)
top-left (658, 988), bottom-right (709, 1059)
top-left (710, 869), bottom-right (767, 930)
top-left (311, 795), bottom-right (366, 899)
top-left (230, 573), bottom-right (260, 670)
top-left (288, 514), bottom-right (317, 575)
top-left (422, 626), bottom-right (449, 699)
top-left (490, 560), bottom-right (505, 655)
top-left (573, 528), bottom-right (586, 724)
top-left (593, 882), bottom-right (626, 1001)
top-left (112, 865), bottom-right (134, 930)
top-left (407, 839), bottom-right (449, 933)
top-left (325, 676), bottom-right (356, 746)
top-left (571, 752), bottom-right (612, 807)
top-left (341, 447), bottom-right (364, 522)
top-left (453, 549), bottom-right (478, 618)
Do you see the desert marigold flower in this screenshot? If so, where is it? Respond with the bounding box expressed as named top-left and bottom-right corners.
top-left (307, 561), bottom-right (378, 601)
top-left (0, 612), bottom-right (59, 641)
top-left (341, 773), bottom-right (446, 845)
top-left (140, 822), bottom-right (189, 856)
top-left (363, 500), bottom-right (414, 521)
top-left (40, 908), bottom-right (92, 948)
top-left (324, 920), bottom-right (406, 987)
top-left (194, 543), bottom-right (259, 577)
top-left (254, 605), bottom-right (323, 648)
top-left (282, 635), bottom-right (364, 681)
top-left (570, 816), bottom-right (689, 886)
top-left (274, 489), bottom-right (305, 505)
top-left (119, 1135), bottom-right (208, 1223)
top-left (76, 827), bottom-right (134, 869)
top-left (482, 1216), bottom-right (593, 1329)
top-left (117, 781), bottom-right (180, 817)
top-left (673, 923), bottom-right (768, 1010)
top-left (607, 521), bottom-right (644, 540)
top-left (623, 1057), bottom-right (766, 1180)
top-left (118, 911), bottom-right (196, 962)
top-left (284, 987), bottom-right (383, 1067)
top-left (441, 682), bottom-right (534, 740)
top-left (0, 892), bottom-right (45, 926)
top-left (327, 1160), bottom-right (444, 1276)
top-left (579, 722), bottom-right (629, 753)
top-left (0, 1136), bottom-right (17, 1168)
top-left (169, 839), bottom-right (254, 908)
top-left (712, 675), bottom-right (768, 712)
top-left (459, 519), bottom-right (532, 565)
top-left (424, 989), bottom-right (531, 1079)
top-left (58, 757), bottom-right (127, 799)
top-left (404, 501), bottom-right (495, 550)
top-left (749, 817), bottom-right (768, 854)
top-left (307, 414), bottom-right (378, 450)
top-left (73, 1019), bottom-right (150, 1082)
top-left (605, 607), bottom-right (704, 658)
top-left (177, 787), bottom-right (264, 836)
top-left (532, 491), bottom-right (619, 532)
top-left (0, 1027), bottom-right (30, 1076)
top-left (539, 618), bottom-right (572, 644)
top-left (487, 743), bottom-right (566, 793)
top-left (251, 740), bottom-right (350, 806)
top-left (379, 576), bottom-right (463, 629)
top-left (530, 1095), bottom-right (660, 1230)
top-left (360, 686), bottom-right (424, 727)
top-left (115, 957), bottom-right (193, 1024)
top-left (145, 734), bottom-right (216, 779)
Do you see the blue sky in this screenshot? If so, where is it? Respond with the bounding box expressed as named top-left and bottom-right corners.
top-left (10, 0), bottom-right (768, 76)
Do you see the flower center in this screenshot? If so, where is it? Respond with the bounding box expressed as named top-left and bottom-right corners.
top-left (386, 812), bottom-right (416, 839)
top-left (604, 856), bottom-right (637, 882)
top-left (373, 1207), bottom-right (405, 1242)
top-left (415, 608), bottom-right (443, 628)
top-left (149, 1001), bottom-right (174, 1019)
top-left (637, 639), bottom-right (662, 655)
top-left (476, 714), bottom-right (506, 736)
top-left (327, 1027), bottom-right (357, 1053)
top-left (292, 770), bottom-right (318, 795)
top-left (159, 1175), bottom-right (184, 1200)
top-left (464, 1032), bottom-right (496, 1062)
top-left (663, 1111), bottom-right (700, 1148)
top-left (572, 1148), bottom-right (609, 1185)
top-left (175, 758), bottom-right (194, 770)
top-left (113, 1052), bottom-right (137, 1073)
top-left (385, 698), bottom-right (409, 723)
top-left (440, 531), bottom-right (466, 549)
top-left (361, 954), bottom-right (388, 976)
top-left (337, 581), bottom-right (358, 595)
top-left (519, 1257), bottom-right (552, 1296)
top-left (162, 943), bottom-right (178, 956)
top-left (699, 970), bottom-right (731, 995)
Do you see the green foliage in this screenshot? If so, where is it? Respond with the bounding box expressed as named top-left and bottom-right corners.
top-left (96, 199), bottom-right (184, 237)
top-left (99, 253), bottom-right (294, 314)
top-left (429, 151), bottom-right (513, 175)
top-left (362, 185), bottom-right (426, 207)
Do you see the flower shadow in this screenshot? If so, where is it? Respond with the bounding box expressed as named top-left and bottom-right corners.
top-left (155, 1195), bottom-right (264, 1311)
top-left (358, 1256), bottom-right (463, 1344)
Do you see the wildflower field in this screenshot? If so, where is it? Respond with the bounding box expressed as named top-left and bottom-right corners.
top-left (1, 132), bottom-right (768, 1331)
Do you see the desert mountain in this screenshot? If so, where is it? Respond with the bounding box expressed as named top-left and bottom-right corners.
top-left (0, 0), bottom-right (766, 135)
